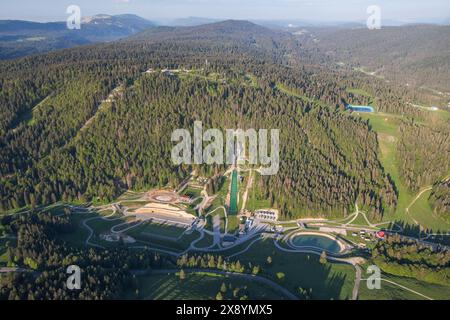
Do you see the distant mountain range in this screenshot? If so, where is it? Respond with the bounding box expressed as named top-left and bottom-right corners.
top-left (0, 14), bottom-right (155, 60)
top-left (302, 24), bottom-right (450, 95)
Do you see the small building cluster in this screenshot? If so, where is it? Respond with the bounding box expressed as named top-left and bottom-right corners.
top-left (254, 210), bottom-right (278, 222)
top-left (351, 229), bottom-right (386, 242)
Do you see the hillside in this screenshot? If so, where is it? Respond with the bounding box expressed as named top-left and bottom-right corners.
top-left (0, 18), bottom-right (449, 302)
top-left (0, 14), bottom-right (155, 60)
top-left (0, 20), bottom-right (448, 224)
top-left (0, 20), bottom-right (403, 220)
top-left (298, 25), bottom-right (450, 102)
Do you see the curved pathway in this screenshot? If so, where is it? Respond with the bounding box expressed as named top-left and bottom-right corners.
top-left (273, 238), bottom-right (365, 300)
top-left (359, 278), bottom-right (433, 300)
top-left (151, 268), bottom-right (298, 300)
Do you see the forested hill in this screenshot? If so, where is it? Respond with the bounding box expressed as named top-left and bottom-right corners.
top-left (0, 19), bottom-right (421, 220)
top-left (131, 20), bottom-right (289, 42)
top-left (0, 14), bottom-right (156, 60)
top-left (128, 20), bottom-right (304, 64)
top-left (299, 25), bottom-right (450, 98)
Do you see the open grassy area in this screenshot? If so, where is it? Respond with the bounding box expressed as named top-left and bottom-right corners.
top-left (128, 272), bottom-right (285, 300)
top-left (0, 238), bottom-right (8, 266)
top-left (227, 216), bottom-right (240, 234)
top-left (194, 233), bottom-right (214, 249)
top-left (182, 186), bottom-right (203, 199)
top-left (352, 111), bottom-right (449, 234)
top-left (246, 173), bottom-right (272, 211)
top-left (132, 230), bottom-right (201, 252)
top-left (358, 272), bottom-right (450, 300)
top-left (128, 221), bottom-right (186, 239)
top-left (59, 212), bottom-right (96, 247)
top-left (117, 191), bottom-right (144, 201)
top-left (87, 216), bottom-right (132, 234)
top-left (119, 200), bottom-right (152, 207)
top-left (355, 113), bottom-right (415, 223)
top-left (408, 189), bottom-right (450, 231)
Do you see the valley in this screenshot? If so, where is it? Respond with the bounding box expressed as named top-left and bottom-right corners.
top-left (0, 18), bottom-right (449, 301)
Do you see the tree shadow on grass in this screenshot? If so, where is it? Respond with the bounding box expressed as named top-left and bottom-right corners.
top-left (387, 220), bottom-right (450, 246)
top-left (226, 238), bottom-right (351, 300)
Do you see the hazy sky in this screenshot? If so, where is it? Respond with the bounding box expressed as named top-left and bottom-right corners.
top-left (0, 0), bottom-right (449, 23)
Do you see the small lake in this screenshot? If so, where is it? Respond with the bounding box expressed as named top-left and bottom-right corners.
top-left (290, 234), bottom-right (342, 253)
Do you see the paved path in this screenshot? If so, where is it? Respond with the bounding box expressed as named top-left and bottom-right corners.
top-left (404, 174), bottom-right (450, 231)
top-left (212, 215), bottom-right (221, 246)
top-left (151, 268), bottom-right (298, 300)
top-left (0, 267), bottom-right (30, 273)
top-left (240, 169), bottom-right (253, 212)
top-left (359, 278), bottom-right (433, 300)
top-left (81, 209), bottom-right (118, 249)
top-left (353, 265), bottom-right (362, 300)
top-left (273, 239), bottom-right (365, 300)
top-left (405, 186), bottom-right (433, 226)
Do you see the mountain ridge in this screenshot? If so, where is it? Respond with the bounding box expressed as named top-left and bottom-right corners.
top-left (0, 14), bottom-right (156, 60)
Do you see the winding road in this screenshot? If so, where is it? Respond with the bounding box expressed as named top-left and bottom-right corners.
top-left (150, 268), bottom-right (298, 300)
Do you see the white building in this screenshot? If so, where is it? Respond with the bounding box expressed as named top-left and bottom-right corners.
top-left (254, 210), bottom-right (278, 222)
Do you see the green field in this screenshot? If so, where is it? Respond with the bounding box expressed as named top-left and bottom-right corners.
top-left (347, 213), bottom-right (372, 227)
top-left (246, 172), bottom-right (272, 211)
top-left (227, 216), bottom-right (239, 234)
top-left (357, 112), bottom-right (450, 232)
top-left (0, 238), bottom-right (8, 266)
top-left (119, 200), bottom-right (152, 207)
top-left (193, 233), bottom-right (214, 249)
top-left (358, 272), bottom-right (450, 300)
top-left (129, 221), bottom-right (186, 239)
top-left (128, 272), bottom-right (285, 300)
top-left (130, 229), bottom-right (201, 252)
top-left (355, 113), bottom-right (417, 222)
top-left (182, 186), bottom-right (203, 199)
top-left (117, 191), bottom-right (144, 201)
top-left (408, 189), bottom-right (450, 231)
top-left (59, 212), bottom-right (94, 247)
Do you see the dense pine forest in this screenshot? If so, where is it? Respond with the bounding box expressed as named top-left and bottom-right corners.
top-left (0, 211), bottom-right (164, 299)
top-left (372, 234), bottom-right (450, 285)
top-left (397, 120), bottom-right (449, 192)
top-left (303, 25), bottom-right (450, 96)
top-left (0, 17), bottom-right (449, 302)
top-left (0, 20), bottom-right (448, 221)
top-left (430, 180), bottom-right (450, 219)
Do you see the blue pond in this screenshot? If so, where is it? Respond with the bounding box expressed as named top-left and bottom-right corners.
top-left (290, 234), bottom-right (342, 253)
top-left (346, 105), bottom-right (374, 113)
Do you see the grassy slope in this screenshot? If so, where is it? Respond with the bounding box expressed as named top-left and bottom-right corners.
top-left (359, 272), bottom-right (450, 300)
top-left (354, 111), bottom-right (450, 232)
top-left (246, 172), bottom-right (272, 211)
top-left (357, 113), bottom-right (413, 221)
top-left (408, 189), bottom-right (450, 231)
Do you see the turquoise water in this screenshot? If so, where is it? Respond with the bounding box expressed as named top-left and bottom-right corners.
top-left (346, 105), bottom-right (374, 113)
top-left (290, 234), bottom-right (341, 253)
